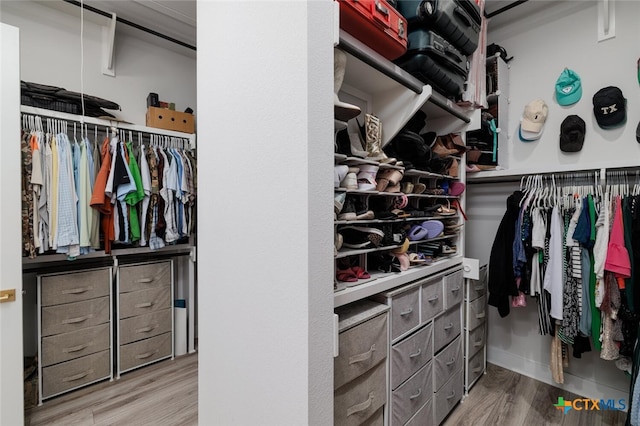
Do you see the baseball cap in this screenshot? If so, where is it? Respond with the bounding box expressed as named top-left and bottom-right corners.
top-left (521, 99), bottom-right (549, 133)
top-left (555, 68), bottom-right (582, 106)
top-left (518, 118), bottom-right (544, 142)
top-left (560, 115), bottom-right (586, 152)
top-left (593, 86), bottom-right (626, 129)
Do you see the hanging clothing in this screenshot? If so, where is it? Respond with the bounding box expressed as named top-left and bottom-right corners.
top-left (544, 206), bottom-right (564, 320)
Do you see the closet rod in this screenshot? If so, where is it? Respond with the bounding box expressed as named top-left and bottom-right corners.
top-left (485, 0), bottom-right (530, 19)
top-left (62, 0), bottom-right (196, 51)
top-left (468, 165), bottom-right (640, 185)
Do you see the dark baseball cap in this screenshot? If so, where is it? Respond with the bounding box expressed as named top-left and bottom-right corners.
top-left (593, 86), bottom-right (626, 129)
top-left (560, 115), bottom-right (585, 152)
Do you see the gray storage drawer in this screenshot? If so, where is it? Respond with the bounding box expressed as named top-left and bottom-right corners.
top-left (334, 361), bottom-right (386, 426)
top-left (119, 261), bottom-right (171, 293)
top-left (361, 407), bottom-right (384, 426)
top-left (443, 269), bottom-right (463, 309)
top-left (391, 322), bottom-right (432, 390)
top-left (467, 295), bottom-right (487, 331)
top-left (468, 322), bottom-right (486, 358)
top-left (405, 398), bottom-right (433, 426)
top-left (40, 268), bottom-right (111, 306)
top-left (119, 286), bottom-right (171, 319)
top-left (468, 348), bottom-right (486, 387)
top-left (420, 277), bottom-right (443, 322)
top-left (434, 336), bottom-right (462, 391)
top-left (119, 308), bottom-right (172, 345)
top-left (119, 332), bottom-right (172, 372)
top-left (41, 296), bottom-right (110, 337)
top-left (391, 360), bottom-right (432, 426)
top-left (42, 349), bottom-right (110, 398)
top-left (390, 287), bottom-right (420, 341)
top-left (433, 304), bottom-right (461, 353)
top-left (41, 323), bottom-right (110, 367)
top-left (335, 312), bottom-right (388, 390)
top-left (434, 369), bottom-right (463, 425)
top-left (467, 266), bottom-right (487, 302)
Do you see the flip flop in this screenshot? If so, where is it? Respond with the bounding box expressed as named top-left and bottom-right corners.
top-left (408, 224), bottom-right (429, 241)
top-left (351, 266), bottom-right (371, 279)
top-left (421, 220), bottom-right (445, 239)
top-left (448, 181), bottom-right (466, 196)
top-left (336, 268), bottom-right (357, 282)
top-left (391, 209), bottom-right (411, 219)
top-left (409, 253), bottom-right (427, 264)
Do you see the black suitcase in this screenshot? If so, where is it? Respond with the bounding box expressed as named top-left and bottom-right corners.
top-left (395, 29), bottom-right (468, 98)
top-left (396, 0), bottom-right (481, 56)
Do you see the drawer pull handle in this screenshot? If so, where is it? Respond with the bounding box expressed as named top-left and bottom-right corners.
top-left (474, 339), bottom-right (483, 347)
top-left (136, 278), bottom-right (154, 283)
top-left (349, 345), bottom-right (375, 365)
top-left (444, 322), bottom-right (454, 330)
top-left (409, 388), bottom-right (422, 400)
top-left (446, 391), bottom-right (456, 400)
top-left (473, 367), bottom-right (483, 374)
top-left (135, 302), bottom-right (154, 308)
top-left (451, 287), bottom-right (460, 293)
top-left (62, 314), bottom-right (93, 324)
top-left (136, 325), bottom-right (158, 334)
top-left (136, 349), bottom-right (159, 360)
top-left (474, 285), bottom-right (484, 291)
top-left (399, 307), bottom-right (413, 316)
top-left (62, 369), bottom-right (92, 383)
top-left (347, 392), bottom-right (374, 417)
top-left (62, 287), bottom-right (91, 295)
top-left (64, 344), bottom-right (88, 353)
top-left (409, 348), bottom-right (422, 358)
top-left (427, 296), bottom-right (439, 303)
top-left (446, 357), bottom-right (456, 366)
top-left (475, 312), bottom-right (486, 319)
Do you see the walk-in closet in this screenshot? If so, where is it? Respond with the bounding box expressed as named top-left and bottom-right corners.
top-left (1, 1), bottom-right (639, 426)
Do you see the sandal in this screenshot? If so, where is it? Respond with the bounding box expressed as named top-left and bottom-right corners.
top-left (437, 201), bottom-right (457, 216)
top-left (413, 183), bottom-right (427, 194)
top-left (336, 268), bottom-right (357, 282)
top-left (421, 220), bottom-right (445, 239)
top-left (409, 252), bottom-right (428, 264)
top-left (351, 266), bottom-right (371, 279)
top-left (357, 165), bottom-right (379, 191)
top-left (408, 224), bottom-right (429, 241)
top-left (376, 169), bottom-right (404, 192)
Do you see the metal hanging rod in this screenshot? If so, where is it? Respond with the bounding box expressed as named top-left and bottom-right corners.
top-left (485, 0), bottom-right (530, 19)
top-left (62, 0), bottom-right (196, 51)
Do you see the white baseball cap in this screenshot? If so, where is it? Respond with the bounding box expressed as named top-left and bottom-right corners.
top-left (521, 99), bottom-right (549, 133)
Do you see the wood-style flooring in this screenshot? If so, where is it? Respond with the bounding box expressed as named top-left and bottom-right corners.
top-left (444, 363), bottom-right (627, 426)
top-left (25, 353), bottom-right (198, 426)
top-left (27, 356), bottom-right (627, 426)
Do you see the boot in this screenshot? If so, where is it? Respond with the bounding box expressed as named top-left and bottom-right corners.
top-left (364, 114), bottom-right (396, 164)
top-left (334, 49), bottom-right (361, 121)
top-left (347, 119), bottom-right (368, 158)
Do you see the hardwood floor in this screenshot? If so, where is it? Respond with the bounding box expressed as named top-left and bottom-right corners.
top-left (27, 357), bottom-right (627, 426)
top-left (444, 363), bottom-right (627, 426)
top-left (25, 354), bottom-right (198, 426)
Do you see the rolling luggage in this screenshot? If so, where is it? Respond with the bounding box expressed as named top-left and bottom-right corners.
top-left (395, 29), bottom-right (468, 98)
top-left (339, 0), bottom-right (408, 60)
top-left (396, 0), bottom-right (481, 56)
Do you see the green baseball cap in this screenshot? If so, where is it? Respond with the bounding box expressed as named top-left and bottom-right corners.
top-left (555, 68), bottom-right (582, 106)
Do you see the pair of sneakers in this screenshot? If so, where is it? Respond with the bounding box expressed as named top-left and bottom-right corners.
top-left (335, 164), bottom-right (379, 191)
top-left (336, 195), bottom-right (374, 221)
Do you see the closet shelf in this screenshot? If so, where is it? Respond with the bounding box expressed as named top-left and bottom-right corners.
top-left (406, 194), bottom-right (459, 199)
top-left (334, 215), bottom-right (461, 225)
top-left (20, 105), bottom-right (196, 148)
top-left (334, 255), bottom-right (463, 307)
top-left (336, 244), bottom-right (400, 259)
top-left (404, 169), bottom-right (458, 180)
top-left (338, 30), bottom-right (471, 147)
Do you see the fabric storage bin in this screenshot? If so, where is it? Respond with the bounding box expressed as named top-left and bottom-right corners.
top-left (434, 369), bottom-right (463, 425)
top-left (41, 296), bottom-right (110, 337)
top-left (391, 322), bottom-right (432, 390)
top-left (42, 350), bottom-right (110, 398)
top-left (434, 336), bottom-right (462, 391)
top-left (118, 286), bottom-right (171, 319)
top-left (389, 287), bottom-right (420, 341)
top-left (361, 407), bottom-right (384, 426)
top-left (467, 266), bottom-right (487, 301)
top-left (119, 332), bottom-right (172, 372)
top-left (391, 360), bottom-right (433, 426)
top-left (119, 309), bottom-right (173, 345)
top-left (433, 303), bottom-right (461, 353)
top-left (334, 361), bottom-right (386, 426)
top-left (40, 269), bottom-right (111, 306)
top-left (468, 322), bottom-right (486, 358)
top-left (41, 323), bottom-right (110, 367)
top-left (335, 309), bottom-right (388, 390)
top-left (405, 397), bottom-right (433, 426)
top-left (466, 295), bottom-right (487, 331)
top-left (421, 277), bottom-right (444, 321)
top-left (443, 269), bottom-right (464, 309)
top-left (468, 348), bottom-right (486, 387)
top-left (118, 261), bottom-right (172, 293)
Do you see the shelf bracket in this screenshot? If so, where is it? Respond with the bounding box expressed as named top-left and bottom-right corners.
top-left (597, 0), bottom-right (616, 42)
top-left (102, 12), bottom-right (117, 76)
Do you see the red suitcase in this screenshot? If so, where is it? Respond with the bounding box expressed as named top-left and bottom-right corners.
top-left (339, 0), bottom-right (408, 61)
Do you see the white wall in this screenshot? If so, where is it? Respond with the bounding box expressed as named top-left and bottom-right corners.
top-left (0, 0), bottom-right (196, 125)
top-left (489, 1), bottom-right (640, 172)
top-left (197, 1), bottom-right (334, 425)
top-left (466, 0), bottom-right (639, 402)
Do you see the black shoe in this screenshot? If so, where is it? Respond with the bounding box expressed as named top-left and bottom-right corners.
top-left (340, 226), bottom-right (384, 248)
